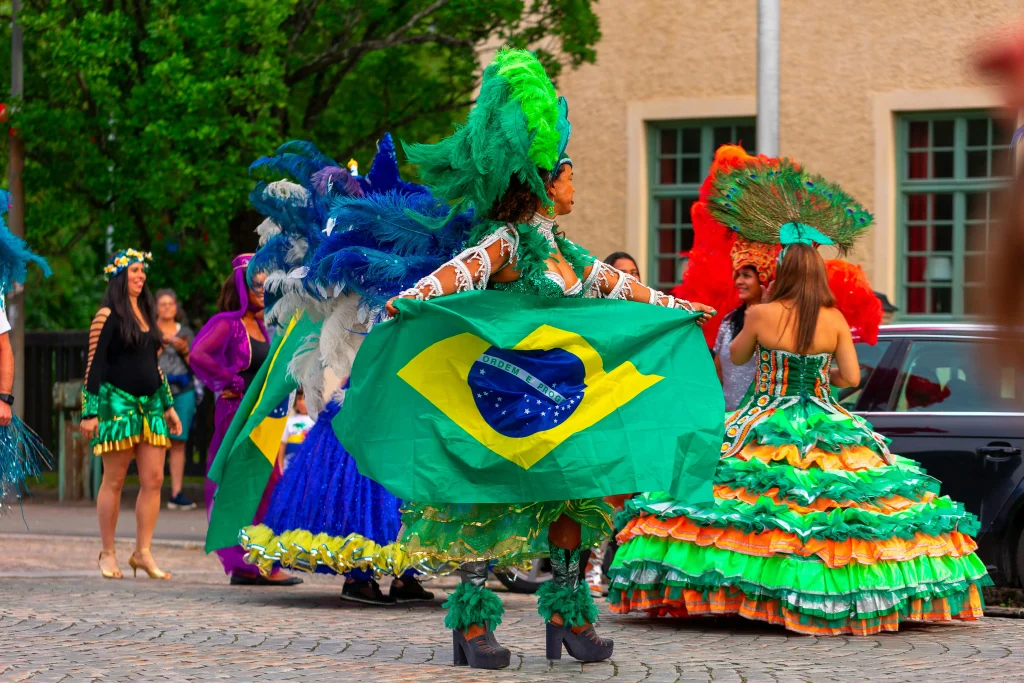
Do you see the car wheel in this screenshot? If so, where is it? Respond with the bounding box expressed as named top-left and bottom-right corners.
top-left (493, 561), bottom-right (552, 594)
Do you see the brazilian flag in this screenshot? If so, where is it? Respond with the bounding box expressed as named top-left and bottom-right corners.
top-left (337, 291), bottom-right (723, 505)
top-left (205, 312), bottom-right (317, 552)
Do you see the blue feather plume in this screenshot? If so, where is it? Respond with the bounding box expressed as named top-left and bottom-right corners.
top-left (0, 190), bottom-right (51, 298)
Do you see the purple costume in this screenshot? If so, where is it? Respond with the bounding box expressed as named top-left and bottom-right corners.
top-left (191, 253), bottom-right (271, 576)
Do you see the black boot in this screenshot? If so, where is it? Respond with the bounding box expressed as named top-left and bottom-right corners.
top-left (446, 561), bottom-right (511, 669)
top-left (540, 546), bottom-right (613, 662)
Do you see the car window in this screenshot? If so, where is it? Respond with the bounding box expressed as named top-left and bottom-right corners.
top-left (895, 340), bottom-right (1021, 413)
top-left (832, 340), bottom-right (891, 410)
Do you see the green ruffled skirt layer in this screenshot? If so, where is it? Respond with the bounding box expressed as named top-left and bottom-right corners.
top-left (91, 384), bottom-right (170, 456)
top-left (400, 497), bottom-right (613, 568)
top-left (608, 395), bottom-right (992, 635)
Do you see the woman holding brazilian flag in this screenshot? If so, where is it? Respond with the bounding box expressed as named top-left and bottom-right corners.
top-left (331, 48), bottom-right (722, 668)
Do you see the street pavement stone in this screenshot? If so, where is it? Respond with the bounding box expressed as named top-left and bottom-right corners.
top-left (2, 539), bottom-right (1024, 681)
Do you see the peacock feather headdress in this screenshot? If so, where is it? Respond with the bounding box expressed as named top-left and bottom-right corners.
top-left (403, 47), bottom-right (571, 218)
top-left (706, 158), bottom-right (873, 254)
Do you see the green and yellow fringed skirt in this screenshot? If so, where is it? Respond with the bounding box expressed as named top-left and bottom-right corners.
top-left (607, 398), bottom-right (992, 636)
top-left (88, 383), bottom-right (171, 456)
top-left (239, 525), bottom-right (422, 578)
top-left (399, 497), bottom-right (614, 570)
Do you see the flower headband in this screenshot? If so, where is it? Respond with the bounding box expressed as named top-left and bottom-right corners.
top-left (104, 248), bottom-right (152, 281)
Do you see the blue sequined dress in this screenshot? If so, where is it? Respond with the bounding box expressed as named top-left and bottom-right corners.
top-left (239, 399), bottom-right (411, 577)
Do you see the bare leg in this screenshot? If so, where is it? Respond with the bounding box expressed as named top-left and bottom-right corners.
top-left (168, 441), bottom-right (185, 497)
top-left (132, 442), bottom-right (169, 575)
top-left (97, 450), bottom-right (132, 576)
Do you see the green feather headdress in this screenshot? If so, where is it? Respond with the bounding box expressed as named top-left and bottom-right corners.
top-left (706, 158), bottom-right (873, 254)
top-left (404, 48), bottom-right (570, 217)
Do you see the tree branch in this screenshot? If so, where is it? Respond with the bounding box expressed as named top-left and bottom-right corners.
top-left (337, 96), bottom-right (476, 161)
top-left (286, 0), bottom-right (460, 86)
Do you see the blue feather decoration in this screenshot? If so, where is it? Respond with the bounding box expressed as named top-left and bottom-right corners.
top-left (0, 190), bottom-right (51, 299)
top-left (0, 415), bottom-right (53, 514)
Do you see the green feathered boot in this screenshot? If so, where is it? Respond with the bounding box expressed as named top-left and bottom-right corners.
top-left (540, 547), bottom-right (614, 662)
top-left (445, 562), bottom-right (511, 670)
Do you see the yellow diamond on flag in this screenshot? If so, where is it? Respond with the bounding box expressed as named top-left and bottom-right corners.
top-left (397, 324), bottom-right (663, 470)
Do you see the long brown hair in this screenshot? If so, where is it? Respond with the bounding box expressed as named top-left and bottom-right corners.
top-left (217, 273), bottom-right (242, 313)
top-left (769, 244), bottom-right (835, 353)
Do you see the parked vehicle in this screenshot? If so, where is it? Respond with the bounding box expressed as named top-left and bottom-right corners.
top-left (839, 323), bottom-right (1024, 586)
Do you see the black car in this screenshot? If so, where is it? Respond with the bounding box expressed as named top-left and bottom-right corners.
top-left (839, 323), bottom-right (1024, 586)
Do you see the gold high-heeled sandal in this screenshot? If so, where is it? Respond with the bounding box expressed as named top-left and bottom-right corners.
top-left (129, 549), bottom-right (172, 580)
top-left (98, 551), bottom-right (123, 580)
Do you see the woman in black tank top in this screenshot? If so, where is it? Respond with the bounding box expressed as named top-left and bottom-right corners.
top-left (81, 250), bottom-right (181, 581)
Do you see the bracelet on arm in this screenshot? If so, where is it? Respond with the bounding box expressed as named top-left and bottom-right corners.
top-left (82, 389), bottom-right (100, 419)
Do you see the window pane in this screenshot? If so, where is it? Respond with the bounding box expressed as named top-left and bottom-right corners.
top-left (680, 198), bottom-right (695, 224)
top-left (681, 158), bottom-right (701, 183)
top-left (658, 258), bottom-right (676, 285)
top-left (931, 287), bottom-right (952, 313)
top-left (967, 118), bottom-right (989, 147)
top-left (933, 150), bottom-right (954, 178)
top-left (994, 120), bottom-right (1013, 146)
top-left (834, 341), bottom-right (892, 410)
top-left (964, 254), bottom-right (986, 284)
top-left (933, 120), bottom-right (954, 147)
top-left (682, 128), bottom-right (701, 154)
top-left (660, 129), bottom-right (677, 155)
top-left (966, 222), bottom-right (988, 252)
top-left (897, 341), bottom-right (1020, 412)
top-left (907, 224), bottom-right (926, 252)
top-left (658, 198), bottom-right (676, 225)
top-left (909, 121), bottom-right (929, 148)
top-left (907, 255), bottom-right (926, 282)
top-left (658, 228), bottom-right (676, 254)
top-left (736, 125), bottom-right (756, 149)
top-left (679, 229), bottom-right (695, 252)
top-left (659, 158), bottom-right (676, 185)
top-left (907, 287), bottom-right (926, 313)
top-left (932, 225), bottom-right (953, 252)
top-left (933, 193), bottom-right (953, 221)
top-left (927, 254), bottom-right (953, 280)
top-left (908, 152), bottom-right (928, 179)
top-left (967, 150), bottom-right (988, 178)
top-left (964, 287), bottom-right (985, 316)
top-left (713, 126), bottom-right (732, 150)
top-left (966, 191), bottom-right (989, 221)
top-left (907, 194), bottom-right (927, 221)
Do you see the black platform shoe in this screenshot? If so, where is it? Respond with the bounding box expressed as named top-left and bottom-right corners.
top-left (545, 622), bottom-right (613, 662)
top-left (389, 577), bottom-right (435, 603)
top-left (452, 629), bottom-right (511, 669)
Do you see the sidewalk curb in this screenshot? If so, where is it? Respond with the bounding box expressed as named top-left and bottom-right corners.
top-left (0, 532), bottom-right (204, 550)
top-left (985, 606), bottom-right (1024, 619)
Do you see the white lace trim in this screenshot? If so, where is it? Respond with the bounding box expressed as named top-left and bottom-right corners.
top-left (528, 213), bottom-right (557, 250)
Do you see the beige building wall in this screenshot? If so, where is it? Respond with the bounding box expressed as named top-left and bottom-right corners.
top-left (555, 0), bottom-right (1018, 302)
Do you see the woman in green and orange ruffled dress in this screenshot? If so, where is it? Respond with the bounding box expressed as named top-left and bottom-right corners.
top-left (608, 153), bottom-right (991, 635)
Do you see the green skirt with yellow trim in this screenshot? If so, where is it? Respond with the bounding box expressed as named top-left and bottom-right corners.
top-left (90, 383), bottom-right (171, 456)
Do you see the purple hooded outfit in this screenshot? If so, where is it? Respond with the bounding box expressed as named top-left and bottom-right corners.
top-left (191, 253), bottom-right (276, 576)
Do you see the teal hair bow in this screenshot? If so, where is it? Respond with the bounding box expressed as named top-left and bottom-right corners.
top-left (778, 222), bottom-right (833, 262)
top-left (779, 222), bottom-right (834, 247)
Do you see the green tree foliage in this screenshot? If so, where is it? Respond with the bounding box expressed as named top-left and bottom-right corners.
top-left (0, 0), bottom-right (600, 328)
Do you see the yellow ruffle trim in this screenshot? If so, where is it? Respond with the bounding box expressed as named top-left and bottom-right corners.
top-left (737, 443), bottom-right (888, 471)
top-left (92, 420), bottom-right (170, 456)
top-left (239, 524), bottom-right (458, 578)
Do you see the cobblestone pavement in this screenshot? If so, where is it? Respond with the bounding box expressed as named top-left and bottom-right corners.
top-left (2, 538), bottom-right (1024, 682)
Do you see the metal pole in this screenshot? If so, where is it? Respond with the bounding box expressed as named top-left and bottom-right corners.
top-left (8, 0), bottom-right (25, 418)
top-left (757, 0), bottom-right (780, 157)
